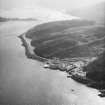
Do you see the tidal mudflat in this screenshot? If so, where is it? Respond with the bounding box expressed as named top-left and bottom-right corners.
top-left (0, 21), bottom-right (105, 105)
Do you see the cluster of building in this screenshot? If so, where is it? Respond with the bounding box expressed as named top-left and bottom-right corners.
top-left (44, 57), bottom-right (87, 77)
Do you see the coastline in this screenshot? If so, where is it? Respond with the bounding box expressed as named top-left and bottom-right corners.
top-left (18, 34), bottom-right (47, 62)
top-left (19, 31), bottom-right (105, 97)
top-left (19, 32), bottom-right (105, 90)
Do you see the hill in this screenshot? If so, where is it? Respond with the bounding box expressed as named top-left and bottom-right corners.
top-left (83, 51), bottom-right (105, 85)
top-left (0, 17), bottom-right (9, 22)
top-left (0, 17), bottom-right (37, 22)
top-left (24, 19), bottom-right (105, 92)
top-left (26, 20), bottom-right (105, 59)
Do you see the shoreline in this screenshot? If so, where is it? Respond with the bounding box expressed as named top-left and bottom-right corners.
top-left (18, 34), bottom-right (47, 62)
top-left (18, 29), bottom-right (105, 98)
